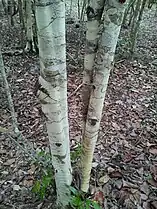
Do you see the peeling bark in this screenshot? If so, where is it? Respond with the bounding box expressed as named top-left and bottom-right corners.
top-left (82, 0), bottom-right (105, 132)
top-left (35, 0), bottom-right (72, 206)
top-left (81, 0), bottom-right (128, 192)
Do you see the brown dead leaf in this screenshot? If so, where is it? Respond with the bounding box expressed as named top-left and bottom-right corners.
top-left (147, 178), bottom-right (157, 188)
top-left (150, 201), bottom-right (157, 209)
top-left (118, 187), bottom-right (140, 208)
top-left (150, 165), bottom-right (157, 181)
top-left (112, 122), bottom-right (120, 130)
top-left (93, 191), bottom-right (104, 207)
top-left (23, 179), bottom-right (34, 187)
top-left (140, 182), bottom-right (150, 195)
top-left (107, 166), bottom-right (115, 174)
top-left (123, 152), bottom-right (136, 163)
top-left (149, 146), bottom-right (157, 155)
top-left (109, 170), bottom-right (123, 179)
top-left (114, 179), bottom-right (123, 189)
top-left (28, 164), bottom-right (36, 175)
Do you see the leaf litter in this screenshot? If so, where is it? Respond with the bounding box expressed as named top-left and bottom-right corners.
top-left (0, 8), bottom-right (157, 209)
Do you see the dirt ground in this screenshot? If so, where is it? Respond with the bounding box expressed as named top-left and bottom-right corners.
top-left (0, 7), bottom-right (157, 209)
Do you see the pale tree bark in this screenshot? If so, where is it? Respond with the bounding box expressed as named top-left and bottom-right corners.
top-left (7, 0), bottom-right (18, 26)
top-left (17, 0), bottom-right (25, 50)
top-left (82, 0), bottom-right (105, 134)
top-left (155, 3), bottom-right (157, 16)
top-left (35, 0), bottom-right (72, 207)
top-left (123, 0), bottom-right (136, 26)
top-left (8, 0), bottom-right (13, 26)
top-left (81, 0), bottom-right (128, 192)
top-left (25, 0), bottom-right (34, 52)
top-left (18, 0), bottom-right (25, 30)
top-left (130, 0), bottom-right (146, 55)
top-left (80, 0), bottom-right (87, 21)
top-left (2, 0), bottom-right (8, 14)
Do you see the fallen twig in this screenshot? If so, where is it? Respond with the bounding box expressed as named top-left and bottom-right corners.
top-left (67, 52), bottom-right (77, 64)
top-left (115, 59), bottom-right (125, 64)
top-left (2, 49), bottom-right (23, 56)
top-left (69, 83), bottom-right (83, 97)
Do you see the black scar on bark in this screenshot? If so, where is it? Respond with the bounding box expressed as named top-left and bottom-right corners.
top-left (55, 143), bottom-right (62, 147)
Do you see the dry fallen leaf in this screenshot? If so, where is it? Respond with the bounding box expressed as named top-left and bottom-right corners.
top-left (109, 170), bottom-right (123, 179)
top-left (150, 165), bottom-right (157, 181)
top-left (149, 201), bottom-right (157, 209)
top-left (13, 185), bottom-right (21, 191)
top-left (149, 146), bottom-right (157, 155)
top-left (114, 179), bottom-right (123, 189)
top-left (98, 174), bottom-right (110, 185)
top-left (1, 171), bottom-right (9, 175)
top-left (28, 164), bottom-right (36, 175)
top-left (23, 179), bottom-right (34, 187)
top-left (93, 191), bottom-right (105, 207)
top-left (147, 178), bottom-right (157, 188)
top-left (140, 182), bottom-right (149, 195)
top-left (3, 158), bottom-right (15, 166)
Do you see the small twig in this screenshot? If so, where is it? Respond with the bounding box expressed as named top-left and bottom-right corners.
top-left (69, 83), bottom-right (83, 97)
top-left (115, 59), bottom-right (125, 64)
top-left (47, 203), bottom-right (53, 209)
top-left (6, 133), bottom-right (37, 162)
top-left (2, 49), bottom-right (23, 56)
top-left (67, 52), bottom-right (77, 64)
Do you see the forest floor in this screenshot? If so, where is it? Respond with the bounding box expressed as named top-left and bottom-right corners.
top-left (0, 8), bottom-right (157, 209)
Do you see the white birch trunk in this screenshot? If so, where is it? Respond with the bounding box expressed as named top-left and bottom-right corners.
top-left (82, 0), bottom-right (105, 134)
top-left (81, 0), bottom-right (128, 192)
top-left (25, 0), bottom-right (33, 52)
top-left (35, 0), bottom-right (72, 206)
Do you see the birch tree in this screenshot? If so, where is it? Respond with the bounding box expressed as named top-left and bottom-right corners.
top-left (82, 0), bottom-right (105, 134)
top-left (25, 0), bottom-right (34, 52)
top-left (129, 0), bottom-right (147, 55)
top-left (81, 0), bottom-right (128, 192)
top-left (35, 0), bottom-right (72, 207)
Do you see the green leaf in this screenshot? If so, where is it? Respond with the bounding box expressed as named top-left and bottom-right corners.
top-left (85, 199), bottom-right (91, 209)
top-left (39, 186), bottom-right (46, 200)
top-left (91, 201), bottom-right (102, 209)
top-left (32, 181), bottom-right (41, 193)
top-left (71, 196), bottom-right (82, 206)
top-left (69, 186), bottom-right (78, 195)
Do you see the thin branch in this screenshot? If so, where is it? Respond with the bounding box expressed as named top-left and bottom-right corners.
top-left (0, 48), bottom-right (52, 167)
top-left (67, 52), bottom-right (77, 64)
top-left (0, 49), bottom-right (18, 133)
top-left (6, 133), bottom-right (37, 162)
top-left (69, 83), bottom-right (83, 98)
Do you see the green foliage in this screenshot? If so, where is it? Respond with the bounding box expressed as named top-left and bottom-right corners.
top-left (32, 151), bottom-right (101, 208)
top-left (69, 186), bottom-right (102, 209)
top-left (32, 151), bottom-right (54, 200)
top-left (32, 168), bottom-right (54, 199)
top-left (36, 150), bottom-right (52, 167)
top-left (71, 144), bottom-right (82, 162)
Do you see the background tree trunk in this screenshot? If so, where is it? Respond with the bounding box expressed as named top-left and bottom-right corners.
top-left (129, 0), bottom-right (142, 55)
top-left (130, 0), bottom-right (147, 55)
top-left (25, 0), bottom-right (33, 52)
